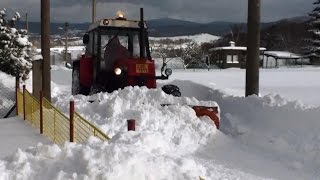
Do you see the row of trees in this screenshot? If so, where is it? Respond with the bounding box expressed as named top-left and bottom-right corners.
top-left (151, 42), bottom-right (209, 69)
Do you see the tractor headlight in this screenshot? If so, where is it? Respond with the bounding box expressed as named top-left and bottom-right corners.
top-left (114, 68), bottom-right (122, 75)
top-left (165, 68), bottom-right (172, 76)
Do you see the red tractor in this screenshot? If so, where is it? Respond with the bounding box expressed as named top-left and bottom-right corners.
top-left (72, 9), bottom-right (180, 96)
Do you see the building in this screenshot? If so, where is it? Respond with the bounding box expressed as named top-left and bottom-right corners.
top-left (262, 51), bottom-right (305, 68)
top-left (209, 41), bottom-right (266, 69)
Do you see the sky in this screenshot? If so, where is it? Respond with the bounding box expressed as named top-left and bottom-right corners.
top-left (0, 0), bottom-right (314, 23)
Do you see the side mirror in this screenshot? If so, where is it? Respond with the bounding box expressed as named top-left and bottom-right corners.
top-left (83, 34), bottom-right (89, 44)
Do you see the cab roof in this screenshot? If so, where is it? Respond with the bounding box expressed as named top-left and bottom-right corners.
top-left (88, 19), bottom-right (148, 32)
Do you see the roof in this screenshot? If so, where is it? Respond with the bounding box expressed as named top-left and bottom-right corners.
top-left (209, 46), bottom-right (266, 51)
top-left (88, 19), bottom-right (147, 31)
top-left (263, 51), bottom-right (301, 59)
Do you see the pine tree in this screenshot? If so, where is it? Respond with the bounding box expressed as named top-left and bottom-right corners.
top-left (0, 8), bottom-right (32, 80)
top-left (305, 1), bottom-right (320, 57)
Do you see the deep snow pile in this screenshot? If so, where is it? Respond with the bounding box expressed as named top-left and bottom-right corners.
top-left (172, 80), bottom-right (320, 179)
top-left (0, 136), bottom-right (266, 180)
top-left (0, 85), bottom-right (269, 179)
top-left (1, 66), bottom-right (320, 179)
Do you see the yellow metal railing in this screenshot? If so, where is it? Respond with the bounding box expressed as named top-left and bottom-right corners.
top-left (17, 91), bottom-right (23, 117)
top-left (17, 87), bottom-right (109, 145)
top-left (74, 112), bottom-right (110, 143)
top-left (42, 98), bottom-right (70, 145)
top-left (24, 91), bottom-right (40, 128)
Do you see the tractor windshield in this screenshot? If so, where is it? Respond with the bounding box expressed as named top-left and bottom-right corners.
top-left (100, 29), bottom-right (141, 59)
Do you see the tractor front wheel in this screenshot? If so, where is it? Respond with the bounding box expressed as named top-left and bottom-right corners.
top-left (162, 84), bottom-right (181, 97)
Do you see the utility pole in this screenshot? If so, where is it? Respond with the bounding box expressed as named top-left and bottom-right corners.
top-left (246, 0), bottom-right (261, 97)
top-left (25, 13), bottom-right (29, 34)
top-left (41, 0), bottom-right (51, 101)
top-left (92, 0), bottom-right (96, 23)
top-left (64, 22), bottom-right (69, 64)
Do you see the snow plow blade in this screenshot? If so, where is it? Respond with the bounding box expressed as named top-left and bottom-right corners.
top-left (192, 106), bottom-right (219, 129)
top-left (161, 104), bottom-right (220, 129)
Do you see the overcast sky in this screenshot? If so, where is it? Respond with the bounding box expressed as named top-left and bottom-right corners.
top-left (0, 0), bottom-right (314, 23)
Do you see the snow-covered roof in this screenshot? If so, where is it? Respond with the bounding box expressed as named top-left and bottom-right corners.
top-left (209, 41), bottom-right (266, 52)
top-left (210, 46), bottom-right (266, 51)
top-left (263, 51), bottom-right (301, 59)
top-left (36, 46), bottom-right (85, 53)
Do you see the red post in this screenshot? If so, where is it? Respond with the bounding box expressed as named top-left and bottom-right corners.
top-left (69, 101), bottom-right (74, 142)
top-left (23, 85), bottom-right (26, 120)
top-left (127, 119), bottom-right (135, 131)
top-left (40, 91), bottom-right (43, 134)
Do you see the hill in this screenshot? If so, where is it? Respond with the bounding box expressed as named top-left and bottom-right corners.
top-left (15, 18), bottom-right (241, 37)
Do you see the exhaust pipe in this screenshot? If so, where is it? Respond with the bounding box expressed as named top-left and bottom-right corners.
top-left (139, 8), bottom-right (146, 58)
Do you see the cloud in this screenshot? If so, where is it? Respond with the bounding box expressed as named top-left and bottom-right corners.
top-left (0, 0), bottom-right (314, 23)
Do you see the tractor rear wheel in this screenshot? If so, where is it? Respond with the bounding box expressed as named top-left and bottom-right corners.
top-left (72, 64), bottom-right (80, 95)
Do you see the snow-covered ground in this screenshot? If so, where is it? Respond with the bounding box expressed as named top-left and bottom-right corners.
top-left (0, 66), bottom-right (320, 179)
top-left (150, 33), bottom-right (220, 44)
top-left (0, 117), bottom-right (50, 158)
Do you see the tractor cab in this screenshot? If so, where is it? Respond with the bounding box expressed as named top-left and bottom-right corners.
top-left (72, 9), bottom-right (173, 95)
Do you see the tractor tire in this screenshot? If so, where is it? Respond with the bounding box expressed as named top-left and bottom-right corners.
top-left (72, 63), bottom-right (80, 95)
top-left (162, 84), bottom-right (181, 97)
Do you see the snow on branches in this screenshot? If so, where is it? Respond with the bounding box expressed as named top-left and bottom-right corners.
top-left (0, 8), bottom-right (32, 80)
top-left (180, 42), bottom-right (204, 69)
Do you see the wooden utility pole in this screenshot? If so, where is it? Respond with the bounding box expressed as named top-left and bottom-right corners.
top-left (41, 0), bottom-right (51, 101)
top-left (64, 22), bottom-right (69, 64)
top-left (25, 13), bottom-right (29, 33)
top-left (246, 0), bottom-right (261, 97)
top-left (92, 0), bottom-right (96, 23)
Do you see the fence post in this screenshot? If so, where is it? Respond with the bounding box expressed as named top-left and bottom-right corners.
top-left (40, 91), bottom-right (43, 134)
top-left (23, 85), bottom-right (26, 120)
top-left (127, 119), bottom-right (135, 131)
top-left (15, 77), bottom-right (19, 115)
top-left (69, 101), bottom-right (74, 142)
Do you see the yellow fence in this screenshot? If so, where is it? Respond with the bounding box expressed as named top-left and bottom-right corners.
top-left (17, 87), bottom-right (110, 145)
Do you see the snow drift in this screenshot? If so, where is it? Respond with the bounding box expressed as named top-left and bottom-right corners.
top-left (1, 66), bottom-right (320, 179)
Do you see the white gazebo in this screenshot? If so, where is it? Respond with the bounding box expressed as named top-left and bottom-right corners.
top-left (263, 51), bottom-right (303, 68)
top-left (209, 41), bottom-right (266, 69)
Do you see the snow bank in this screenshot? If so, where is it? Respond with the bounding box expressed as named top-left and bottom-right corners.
top-left (0, 137), bottom-right (266, 180)
top-left (172, 80), bottom-right (320, 179)
top-left (54, 86), bottom-right (218, 152)
top-left (2, 66), bottom-right (320, 179)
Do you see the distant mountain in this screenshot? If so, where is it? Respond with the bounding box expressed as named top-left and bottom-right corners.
top-left (147, 18), bottom-right (201, 27)
top-left (15, 21), bottom-right (90, 36)
top-left (276, 16), bottom-right (310, 23)
top-left (15, 16), bottom-right (310, 37)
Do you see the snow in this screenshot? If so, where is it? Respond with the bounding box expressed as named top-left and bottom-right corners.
top-left (16, 37), bottom-right (29, 47)
top-left (211, 46), bottom-right (266, 51)
top-left (264, 51), bottom-right (301, 59)
top-left (1, 65), bottom-right (320, 179)
top-left (150, 33), bottom-right (220, 44)
top-left (32, 55), bottom-right (43, 61)
top-left (0, 117), bottom-right (50, 158)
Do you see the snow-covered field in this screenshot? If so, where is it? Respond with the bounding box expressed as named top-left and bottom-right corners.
top-left (150, 33), bottom-right (220, 44)
top-left (0, 66), bottom-right (320, 179)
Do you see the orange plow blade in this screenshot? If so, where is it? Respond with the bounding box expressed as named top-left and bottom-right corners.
top-left (161, 104), bottom-right (220, 129)
top-left (191, 106), bottom-right (219, 129)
